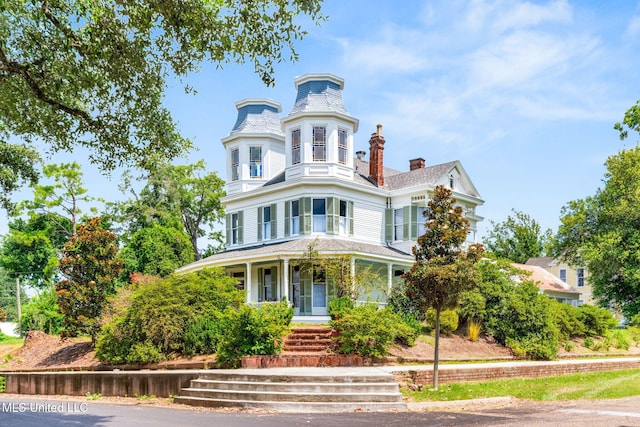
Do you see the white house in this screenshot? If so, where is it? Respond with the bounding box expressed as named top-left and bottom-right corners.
top-left (178, 73), bottom-right (484, 321)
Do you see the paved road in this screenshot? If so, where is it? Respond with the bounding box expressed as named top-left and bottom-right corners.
top-left (1, 395), bottom-right (640, 426)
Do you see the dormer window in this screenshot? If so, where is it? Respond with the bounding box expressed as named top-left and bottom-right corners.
top-left (291, 129), bottom-right (301, 165)
top-left (312, 126), bottom-right (326, 162)
top-left (231, 148), bottom-right (239, 181)
top-left (250, 146), bottom-right (263, 178)
top-left (338, 129), bottom-right (348, 165)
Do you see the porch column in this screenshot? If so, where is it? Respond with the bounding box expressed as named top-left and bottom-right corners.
top-left (387, 263), bottom-right (393, 292)
top-left (245, 262), bottom-right (252, 304)
top-left (282, 258), bottom-right (289, 303)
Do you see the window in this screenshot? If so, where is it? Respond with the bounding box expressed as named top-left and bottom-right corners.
top-left (259, 268), bottom-right (277, 302)
top-left (291, 129), bottom-right (301, 165)
top-left (338, 129), bottom-right (348, 164)
top-left (312, 126), bottom-right (326, 162)
top-left (262, 206), bottom-right (271, 241)
top-left (559, 269), bottom-right (567, 283)
top-left (449, 174), bottom-right (455, 189)
top-left (313, 198), bottom-right (326, 232)
top-left (231, 148), bottom-right (239, 181)
top-left (249, 146), bottom-right (262, 178)
top-left (339, 200), bottom-right (348, 235)
top-left (231, 213), bottom-right (239, 244)
top-left (418, 207), bottom-right (429, 236)
top-left (231, 271), bottom-right (245, 291)
top-left (394, 208), bottom-right (404, 241)
top-left (290, 200), bottom-right (300, 235)
top-left (577, 267), bottom-right (585, 287)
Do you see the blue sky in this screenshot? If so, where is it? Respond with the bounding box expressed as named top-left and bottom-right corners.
top-left (2, 0), bottom-right (640, 241)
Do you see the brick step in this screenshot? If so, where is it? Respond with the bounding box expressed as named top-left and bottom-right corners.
top-left (283, 345), bottom-right (331, 352)
top-left (289, 326), bottom-right (333, 334)
top-left (284, 339), bottom-right (332, 346)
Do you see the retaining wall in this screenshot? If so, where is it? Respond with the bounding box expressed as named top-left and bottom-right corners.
top-left (2, 370), bottom-right (201, 398)
top-left (392, 357), bottom-right (640, 388)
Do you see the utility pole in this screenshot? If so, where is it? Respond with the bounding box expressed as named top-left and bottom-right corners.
top-left (16, 276), bottom-right (21, 335)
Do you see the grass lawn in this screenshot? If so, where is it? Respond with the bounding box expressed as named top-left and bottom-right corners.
top-left (403, 368), bottom-right (640, 402)
top-left (0, 336), bottom-right (24, 367)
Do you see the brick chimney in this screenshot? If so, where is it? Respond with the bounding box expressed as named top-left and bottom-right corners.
top-left (369, 124), bottom-right (385, 187)
top-left (409, 157), bottom-right (425, 171)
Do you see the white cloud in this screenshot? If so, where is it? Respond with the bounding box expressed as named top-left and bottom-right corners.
top-left (491, 0), bottom-right (572, 33)
top-left (625, 15), bottom-right (640, 38)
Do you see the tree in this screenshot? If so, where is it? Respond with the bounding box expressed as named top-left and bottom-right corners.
top-left (615, 100), bottom-right (640, 141)
top-left (556, 147), bottom-right (640, 318)
top-left (0, 141), bottom-right (39, 212)
top-left (403, 185), bottom-right (484, 390)
top-left (0, 267), bottom-right (28, 323)
top-left (56, 217), bottom-right (123, 342)
top-left (0, 0), bottom-right (325, 203)
top-left (482, 209), bottom-right (553, 263)
top-left (114, 160), bottom-right (225, 260)
top-left (0, 214), bottom-right (68, 290)
top-left (19, 162), bottom-right (101, 237)
top-left (118, 224), bottom-right (194, 278)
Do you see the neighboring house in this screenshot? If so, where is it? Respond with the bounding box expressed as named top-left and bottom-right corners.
top-left (178, 73), bottom-right (484, 321)
top-left (525, 257), bottom-right (590, 305)
top-left (512, 263), bottom-right (580, 306)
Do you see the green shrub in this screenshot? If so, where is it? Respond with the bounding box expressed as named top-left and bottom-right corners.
top-left (609, 330), bottom-right (630, 350)
top-left (577, 305), bottom-right (618, 337)
top-left (506, 333), bottom-right (557, 360)
top-left (126, 341), bottom-right (164, 364)
top-left (182, 312), bottom-right (223, 356)
top-left (328, 296), bottom-right (355, 320)
top-left (20, 287), bottom-right (64, 335)
top-left (630, 313), bottom-right (640, 327)
top-left (551, 301), bottom-right (585, 341)
top-left (629, 326), bottom-right (640, 344)
top-left (387, 280), bottom-right (425, 320)
top-left (330, 305), bottom-right (405, 358)
top-left (584, 337), bottom-right (594, 349)
top-left (0, 376), bottom-right (5, 393)
top-left (96, 268), bottom-right (243, 363)
top-left (395, 314), bottom-right (422, 346)
top-left (215, 302), bottom-right (293, 368)
top-left (458, 290), bottom-right (486, 324)
top-left (425, 309), bottom-right (459, 335)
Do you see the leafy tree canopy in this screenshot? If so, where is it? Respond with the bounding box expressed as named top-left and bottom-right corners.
top-left (556, 146), bottom-right (640, 318)
top-left (0, 0), bottom-right (324, 203)
top-left (112, 159), bottom-right (225, 260)
top-left (482, 209), bottom-right (553, 264)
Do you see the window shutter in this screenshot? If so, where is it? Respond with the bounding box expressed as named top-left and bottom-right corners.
top-left (257, 207), bottom-right (263, 241)
top-left (301, 197), bottom-right (312, 234)
top-left (402, 206), bottom-right (410, 241)
top-left (410, 205), bottom-right (419, 240)
top-left (349, 201), bottom-right (354, 236)
top-left (284, 201), bottom-right (290, 237)
top-left (385, 208), bottom-right (393, 242)
top-left (327, 197), bottom-right (338, 235)
top-left (238, 211), bottom-right (244, 244)
top-left (225, 214), bottom-right (231, 245)
top-left (271, 203), bottom-right (277, 239)
top-left (258, 267), bottom-right (264, 301)
top-left (300, 271), bottom-right (312, 315)
top-left (271, 266), bottom-right (278, 300)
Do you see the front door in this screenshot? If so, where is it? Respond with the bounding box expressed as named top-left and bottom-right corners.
top-left (311, 281), bottom-right (327, 316)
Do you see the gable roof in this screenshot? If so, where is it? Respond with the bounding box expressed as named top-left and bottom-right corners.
top-left (512, 263), bottom-right (579, 296)
top-left (525, 257), bottom-right (555, 268)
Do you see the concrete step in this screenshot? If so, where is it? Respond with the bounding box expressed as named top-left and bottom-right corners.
top-left (173, 396), bottom-right (407, 412)
top-left (175, 368), bottom-right (406, 412)
top-left (178, 388), bottom-right (403, 403)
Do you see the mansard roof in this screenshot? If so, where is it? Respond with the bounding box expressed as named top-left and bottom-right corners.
top-left (289, 74), bottom-right (349, 116)
top-left (229, 99), bottom-right (284, 136)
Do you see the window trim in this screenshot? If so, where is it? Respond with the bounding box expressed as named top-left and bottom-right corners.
top-left (291, 128), bottom-right (301, 165)
top-left (231, 148), bottom-right (239, 181)
top-left (338, 128), bottom-right (348, 165)
top-left (249, 146), bottom-right (263, 179)
top-left (312, 126), bottom-right (326, 162)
